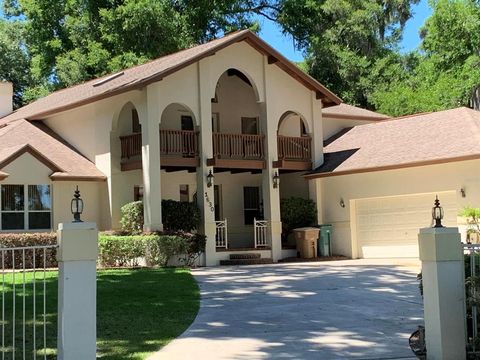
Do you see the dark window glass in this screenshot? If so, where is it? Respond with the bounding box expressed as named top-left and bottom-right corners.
top-left (243, 187), bottom-right (260, 225)
top-left (28, 185), bottom-right (51, 210)
top-left (179, 185), bottom-right (189, 202)
top-left (1, 185), bottom-right (24, 211)
top-left (2, 213), bottom-right (24, 230)
top-left (132, 109), bottom-right (141, 133)
top-left (134, 185), bottom-right (144, 202)
top-left (181, 116), bottom-right (194, 131)
top-left (28, 212), bottom-right (51, 230)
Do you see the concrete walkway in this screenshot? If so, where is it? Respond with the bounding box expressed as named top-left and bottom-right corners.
top-left (150, 259), bottom-right (423, 360)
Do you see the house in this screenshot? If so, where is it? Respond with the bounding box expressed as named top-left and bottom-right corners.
top-left (0, 30), bottom-right (478, 265)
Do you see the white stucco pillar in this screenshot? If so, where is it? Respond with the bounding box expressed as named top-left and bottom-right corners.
top-left (311, 95), bottom-right (324, 169)
top-left (308, 178), bottom-right (324, 225)
top-left (259, 101), bottom-right (282, 262)
top-left (418, 227), bottom-right (466, 360)
top-left (196, 59), bottom-right (217, 266)
top-left (57, 222), bottom-right (98, 360)
top-left (142, 85), bottom-right (163, 231)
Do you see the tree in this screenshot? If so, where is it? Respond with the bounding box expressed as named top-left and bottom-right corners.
top-left (369, 0), bottom-right (480, 116)
top-left (0, 19), bottom-right (30, 108)
top-left (1, 0), bottom-right (276, 104)
top-left (275, 0), bottom-right (420, 107)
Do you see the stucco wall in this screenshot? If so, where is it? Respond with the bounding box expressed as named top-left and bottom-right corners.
top-left (323, 117), bottom-right (374, 140)
top-left (317, 159), bottom-right (480, 257)
top-left (0, 153), bottom-right (106, 231)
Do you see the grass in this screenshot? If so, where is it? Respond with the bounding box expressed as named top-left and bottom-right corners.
top-left (0, 268), bottom-right (200, 359)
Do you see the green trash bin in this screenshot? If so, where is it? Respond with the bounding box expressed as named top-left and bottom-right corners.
top-left (317, 224), bottom-right (332, 257)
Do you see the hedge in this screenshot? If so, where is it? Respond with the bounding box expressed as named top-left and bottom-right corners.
top-left (0, 233), bottom-right (57, 269)
top-left (0, 231), bottom-right (206, 269)
top-left (98, 232), bottom-right (206, 268)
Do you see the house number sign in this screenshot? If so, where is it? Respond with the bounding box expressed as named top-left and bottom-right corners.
top-left (204, 192), bottom-right (215, 213)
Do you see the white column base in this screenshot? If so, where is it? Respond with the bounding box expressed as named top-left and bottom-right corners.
top-left (58, 261), bottom-right (97, 360)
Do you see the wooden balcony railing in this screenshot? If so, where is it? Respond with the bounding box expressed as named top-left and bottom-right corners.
top-left (159, 129), bottom-right (199, 157)
top-left (277, 135), bottom-right (312, 161)
top-left (120, 132), bottom-right (142, 159)
top-left (120, 130), bottom-right (199, 159)
top-left (213, 133), bottom-right (265, 159)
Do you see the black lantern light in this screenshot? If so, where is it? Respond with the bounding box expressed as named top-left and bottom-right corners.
top-left (71, 186), bottom-right (84, 223)
top-left (207, 170), bottom-right (214, 188)
top-left (432, 195), bottom-right (444, 228)
top-left (273, 171), bottom-right (280, 189)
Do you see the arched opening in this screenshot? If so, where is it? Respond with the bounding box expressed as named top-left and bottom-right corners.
top-left (276, 111), bottom-right (312, 171)
top-left (212, 69), bottom-right (260, 135)
top-left (278, 111), bottom-right (309, 137)
top-left (210, 69), bottom-right (264, 164)
top-left (159, 103), bottom-right (199, 167)
top-left (160, 103), bottom-right (196, 130)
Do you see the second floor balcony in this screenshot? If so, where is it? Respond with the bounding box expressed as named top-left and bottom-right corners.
top-left (120, 129), bottom-right (199, 171)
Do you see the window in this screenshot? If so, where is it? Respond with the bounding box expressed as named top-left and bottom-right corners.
top-left (132, 109), bottom-right (141, 133)
top-left (243, 187), bottom-right (261, 225)
top-left (179, 185), bottom-right (189, 202)
top-left (0, 184), bottom-right (51, 230)
top-left (181, 116), bottom-right (194, 131)
top-left (241, 117), bottom-right (259, 135)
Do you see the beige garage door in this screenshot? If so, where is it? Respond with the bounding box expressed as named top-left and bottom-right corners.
top-left (355, 191), bottom-right (458, 258)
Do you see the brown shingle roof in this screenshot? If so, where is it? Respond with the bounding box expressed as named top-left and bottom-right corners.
top-left (322, 103), bottom-right (389, 121)
top-left (307, 107), bottom-right (480, 178)
top-left (0, 120), bottom-right (106, 181)
top-left (0, 30), bottom-right (341, 125)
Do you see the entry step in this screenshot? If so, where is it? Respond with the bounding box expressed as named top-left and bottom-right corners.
top-left (220, 258), bottom-right (274, 266)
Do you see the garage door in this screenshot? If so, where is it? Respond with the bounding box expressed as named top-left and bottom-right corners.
top-left (355, 191), bottom-right (458, 258)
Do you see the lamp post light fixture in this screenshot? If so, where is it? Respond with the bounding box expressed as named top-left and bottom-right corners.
top-left (273, 171), bottom-right (280, 189)
top-left (432, 195), bottom-right (444, 228)
top-left (71, 186), bottom-right (84, 223)
top-left (207, 170), bottom-right (214, 188)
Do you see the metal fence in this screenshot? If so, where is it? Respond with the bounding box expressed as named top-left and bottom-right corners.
top-left (464, 243), bottom-right (480, 355)
top-left (1, 244), bottom-right (58, 359)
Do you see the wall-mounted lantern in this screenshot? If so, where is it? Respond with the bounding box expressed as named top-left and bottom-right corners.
top-left (71, 186), bottom-right (84, 223)
top-left (273, 171), bottom-right (280, 189)
top-left (460, 187), bottom-right (466, 198)
top-left (432, 195), bottom-right (444, 228)
top-left (340, 198), bottom-right (345, 208)
top-left (207, 170), bottom-right (214, 188)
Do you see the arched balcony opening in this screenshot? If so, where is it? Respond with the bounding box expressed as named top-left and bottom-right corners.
top-left (275, 111), bottom-right (312, 171)
top-left (208, 68), bottom-right (265, 170)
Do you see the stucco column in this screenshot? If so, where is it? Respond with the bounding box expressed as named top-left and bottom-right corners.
top-left (311, 95), bottom-right (324, 169)
top-left (142, 85), bottom-right (163, 231)
top-left (308, 178), bottom-right (324, 225)
top-left (259, 101), bottom-right (282, 262)
top-left (57, 222), bottom-right (98, 360)
top-left (418, 227), bottom-right (466, 360)
top-left (196, 59), bottom-right (217, 266)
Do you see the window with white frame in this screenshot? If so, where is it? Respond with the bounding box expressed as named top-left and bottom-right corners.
top-left (0, 184), bottom-right (52, 231)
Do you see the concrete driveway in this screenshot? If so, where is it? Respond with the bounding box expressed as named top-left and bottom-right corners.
top-left (151, 259), bottom-right (423, 360)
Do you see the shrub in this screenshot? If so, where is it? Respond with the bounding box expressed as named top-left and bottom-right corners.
top-left (119, 200), bottom-right (201, 234)
top-left (120, 201), bottom-right (144, 234)
top-left (280, 197), bottom-right (317, 240)
top-left (98, 234), bottom-right (151, 267)
top-left (162, 200), bottom-right (201, 232)
top-left (98, 232), bottom-right (206, 268)
top-left (0, 233), bottom-right (57, 268)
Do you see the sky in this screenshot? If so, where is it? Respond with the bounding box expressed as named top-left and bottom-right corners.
top-left (258, 0), bottom-right (433, 62)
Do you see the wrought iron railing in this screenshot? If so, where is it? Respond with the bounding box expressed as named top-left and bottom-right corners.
top-left (1, 244), bottom-right (58, 359)
top-left (215, 220), bottom-right (228, 249)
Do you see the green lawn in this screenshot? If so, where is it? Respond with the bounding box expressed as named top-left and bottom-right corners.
top-left (0, 268), bottom-right (200, 359)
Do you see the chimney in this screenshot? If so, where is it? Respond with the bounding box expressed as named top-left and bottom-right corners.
top-left (0, 81), bottom-right (13, 118)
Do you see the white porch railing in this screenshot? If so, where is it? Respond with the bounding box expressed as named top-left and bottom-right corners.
top-left (215, 219), bottom-right (228, 248)
top-left (254, 218), bottom-right (269, 248)
top-left (1, 244), bottom-right (58, 359)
